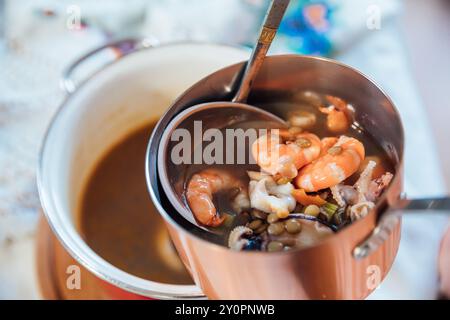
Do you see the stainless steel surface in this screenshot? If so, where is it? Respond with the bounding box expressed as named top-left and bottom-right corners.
top-left (233, 0), bottom-right (290, 103)
top-left (147, 54), bottom-right (405, 299)
top-left (397, 196), bottom-right (450, 211)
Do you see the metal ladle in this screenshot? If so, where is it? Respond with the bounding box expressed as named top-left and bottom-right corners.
top-left (157, 0), bottom-right (290, 231)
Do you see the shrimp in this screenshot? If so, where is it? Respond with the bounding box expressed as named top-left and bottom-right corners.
top-left (320, 137), bottom-right (338, 156)
top-left (186, 168), bottom-right (250, 227)
top-left (252, 131), bottom-right (321, 179)
top-left (320, 95), bottom-right (352, 134)
top-left (295, 136), bottom-right (365, 192)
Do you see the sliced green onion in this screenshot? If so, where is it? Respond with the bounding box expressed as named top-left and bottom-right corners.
top-left (321, 202), bottom-right (339, 221)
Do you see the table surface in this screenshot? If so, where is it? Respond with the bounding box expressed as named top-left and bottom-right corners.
top-left (0, 0), bottom-right (448, 299)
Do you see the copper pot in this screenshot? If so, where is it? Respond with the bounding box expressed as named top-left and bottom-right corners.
top-left (147, 55), bottom-right (450, 299)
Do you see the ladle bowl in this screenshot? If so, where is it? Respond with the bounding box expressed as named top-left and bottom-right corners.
top-left (157, 102), bottom-right (287, 233)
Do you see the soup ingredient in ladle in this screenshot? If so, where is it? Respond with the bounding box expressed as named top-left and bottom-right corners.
top-left (186, 168), bottom-right (250, 227)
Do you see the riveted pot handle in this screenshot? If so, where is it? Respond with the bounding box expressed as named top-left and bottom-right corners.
top-left (60, 37), bottom-right (158, 94)
top-left (353, 196), bottom-right (450, 260)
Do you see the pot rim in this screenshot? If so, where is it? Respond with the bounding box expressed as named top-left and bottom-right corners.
top-left (37, 40), bottom-right (250, 299)
top-left (146, 53), bottom-right (405, 257)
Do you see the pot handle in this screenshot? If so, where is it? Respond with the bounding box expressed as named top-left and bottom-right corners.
top-left (353, 196), bottom-right (450, 260)
top-left (60, 37), bottom-right (158, 94)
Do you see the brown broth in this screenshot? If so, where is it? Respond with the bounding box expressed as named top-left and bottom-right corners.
top-left (79, 122), bottom-right (193, 285)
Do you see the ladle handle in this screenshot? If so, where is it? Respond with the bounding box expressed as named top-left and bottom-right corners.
top-left (232, 0), bottom-right (290, 103)
top-left (394, 196), bottom-right (450, 211)
top-left (353, 196), bottom-right (450, 260)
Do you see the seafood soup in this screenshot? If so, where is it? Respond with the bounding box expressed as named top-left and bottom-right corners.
top-left (178, 91), bottom-right (394, 252)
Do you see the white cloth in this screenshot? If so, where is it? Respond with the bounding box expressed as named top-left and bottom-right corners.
top-left (335, 19), bottom-right (448, 300)
top-left (0, 1), bottom-right (104, 299)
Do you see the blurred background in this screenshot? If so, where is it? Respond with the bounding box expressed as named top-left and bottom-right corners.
top-left (0, 0), bottom-right (449, 299)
